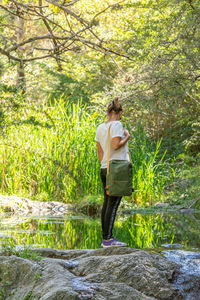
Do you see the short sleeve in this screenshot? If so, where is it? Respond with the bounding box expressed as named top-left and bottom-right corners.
top-left (95, 126), bottom-right (100, 142)
top-left (110, 121), bottom-right (123, 138)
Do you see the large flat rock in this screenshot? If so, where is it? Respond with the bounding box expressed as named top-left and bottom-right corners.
top-left (0, 247), bottom-right (182, 300)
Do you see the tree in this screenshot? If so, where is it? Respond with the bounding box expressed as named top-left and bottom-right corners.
top-left (0, 0), bottom-right (131, 91)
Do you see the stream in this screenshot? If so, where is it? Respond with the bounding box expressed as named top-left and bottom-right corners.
top-left (1, 210), bottom-right (199, 250)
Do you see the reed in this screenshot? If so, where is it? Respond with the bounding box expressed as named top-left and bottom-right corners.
top-left (129, 124), bottom-right (171, 205)
top-left (0, 98), bottom-right (171, 205)
top-left (0, 98), bottom-right (101, 201)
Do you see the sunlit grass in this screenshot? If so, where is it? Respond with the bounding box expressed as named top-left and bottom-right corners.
top-left (0, 98), bottom-right (171, 205)
top-left (0, 99), bottom-right (101, 202)
top-left (129, 124), bottom-right (173, 206)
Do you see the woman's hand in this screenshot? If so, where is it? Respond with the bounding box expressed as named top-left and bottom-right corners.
top-left (124, 129), bottom-right (130, 141)
top-left (112, 129), bottom-right (130, 150)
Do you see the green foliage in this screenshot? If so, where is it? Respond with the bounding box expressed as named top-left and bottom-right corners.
top-left (75, 194), bottom-right (103, 215)
top-left (39, 64), bottom-right (90, 103)
top-left (23, 292), bottom-right (33, 300)
top-left (0, 0), bottom-right (199, 207)
top-left (34, 273), bottom-right (42, 280)
top-left (0, 97), bottom-right (170, 205)
top-left (0, 98), bottom-right (101, 201)
top-left (165, 154), bottom-right (200, 208)
top-left (129, 124), bottom-right (173, 205)
top-left (102, 0), bottom-right (200, 157)
top-left (1, 237), bottom-right (42, 260)
top-left (0, 288), bottom-right (6, 300)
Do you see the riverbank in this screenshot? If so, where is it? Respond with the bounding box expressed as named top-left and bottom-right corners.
top-left (0, 195), bottom-right (73, 216)
top-left (1, 246), bottom-right (200, 300)
top-left (1, 194), bottom-right (200, 218)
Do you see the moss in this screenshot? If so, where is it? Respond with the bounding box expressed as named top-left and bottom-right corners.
top-left (0, 238), bottom-right (42, 261)
top-left (24, 291), bottom-right (33, 300)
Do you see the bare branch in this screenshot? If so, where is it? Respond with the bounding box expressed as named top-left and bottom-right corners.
top-left (52, 25), bottom-right (92, 51)
top-left (0, 47), bottom-right (22, 62)
top-left (91, 0), bottom-right (125, 22)
top-left (193, 74), bottom-right (200, 81)
top-left (6, 34), bottom-right (74, 53)
top-left (0, 0), bottom-right (133, 64)
top-left (32, 9), bottom-right (71, 33)
top-left (187, 0), bottom-right (195, 10)
top-left (77, 38), bottom-right (134, 61)
top-left (38, 0), bottom-right (62, 69)
top-left (45, 0), bottom-right (89, 25)
top-left (0, 4), bottom-right (33, 21)
top-left (10, 0), bottom-right (49, 10)
top-left (62, 0), bottom-right (81, 7)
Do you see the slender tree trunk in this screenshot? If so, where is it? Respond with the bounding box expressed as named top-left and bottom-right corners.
top-left (39, 0), bottom-right (62, 71)
top-left (17, 60), bottom-right (26, 93)
top-left (15, 13), bottom-right (26, 94)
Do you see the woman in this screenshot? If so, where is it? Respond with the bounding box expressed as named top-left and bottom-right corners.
top-left (95, 97), bottom-right (130, 247)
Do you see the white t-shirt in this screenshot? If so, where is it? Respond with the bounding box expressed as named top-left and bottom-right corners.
top-left (95, 120), bottom-right (130, 168)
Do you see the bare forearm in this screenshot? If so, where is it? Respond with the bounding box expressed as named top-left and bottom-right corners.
top-left (96, 142), bottom-right (103, 162)
top-left (114, 136), bottom-right (129, 150)
top-left (118, 136), bottom-right (129, 149)
top-left (112, 130), bottom-right (130, 150)
top-left (97, 150), bottom-right (103, 162)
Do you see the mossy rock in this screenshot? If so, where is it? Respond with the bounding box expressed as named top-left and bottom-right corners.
top-left (75, 195), bottom-right (102, 216)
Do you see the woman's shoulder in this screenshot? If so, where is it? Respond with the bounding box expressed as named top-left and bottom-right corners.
top-left (96, 123), bottom-right (105, 130)
top-left (111, 120), bottom-right (123, 127)
top-left (97, 121), bottom-right (122, 130)
top-left (96, 123), bottom-right (107, 134)
top-left (113, 120), bottom-right (122, 124)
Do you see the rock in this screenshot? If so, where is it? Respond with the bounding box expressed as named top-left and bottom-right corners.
top-left (0, 195), bottom-right (72, 216)
top-left (161, 244), bottom-right (184, 249)
top-left (0, 247), bottom-right (182, 300)
top-left (155, 203), bottom-right (170, 208)
top-left (0, 256), bottom-right (78, 300)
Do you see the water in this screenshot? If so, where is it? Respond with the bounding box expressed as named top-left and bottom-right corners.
top-left (0, 211), bottom-right (199, 251)
top-left (163, 250), bottom-right (200, 299)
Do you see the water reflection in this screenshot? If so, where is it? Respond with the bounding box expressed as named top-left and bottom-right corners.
top-left (0, 212), bottom-right (199, 250)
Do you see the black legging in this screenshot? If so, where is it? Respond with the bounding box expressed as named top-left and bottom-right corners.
top-left (100, 168), bottom-right (122, 240)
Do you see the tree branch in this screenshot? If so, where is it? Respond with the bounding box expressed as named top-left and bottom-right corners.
top-left (77, 38), bottom-right (134, 61)
top-left (45, 0), bottom-right (89, 25)
top-left (0, 47), bottom-right (22, 62)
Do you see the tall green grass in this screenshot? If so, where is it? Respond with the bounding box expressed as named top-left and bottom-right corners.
top-left (129, 124), bottom-right (171, 206)
top-left (0, 99), bottom-right (101, 201)
top-left (0, 98), bottom-right (172, 205)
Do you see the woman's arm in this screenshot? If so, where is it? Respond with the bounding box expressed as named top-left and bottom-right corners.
top-left (96, 142), bottom-right (104, 162)
top-left (112, 129), bottom-right (130, 150)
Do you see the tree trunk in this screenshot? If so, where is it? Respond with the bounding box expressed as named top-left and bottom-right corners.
top-left (15, 13), bottom-right (26, 94)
